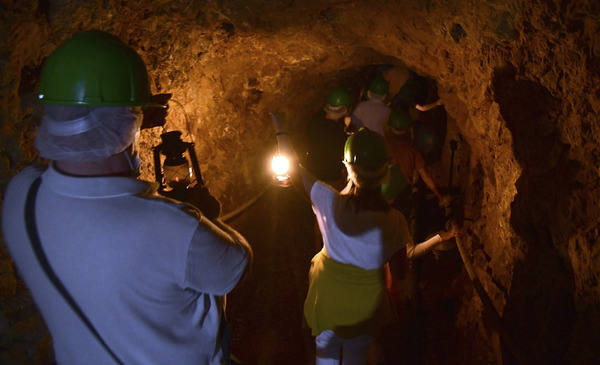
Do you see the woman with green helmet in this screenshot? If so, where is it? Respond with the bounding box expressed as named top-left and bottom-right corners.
top-left (273, 116), bottom-right (459, 364)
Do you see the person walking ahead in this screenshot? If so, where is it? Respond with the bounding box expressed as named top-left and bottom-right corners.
top-left (273, 117), bottom-right (459, 365)
top-left (1, 30), bottom-right (251, 365)
top-left (302, 87), bottom-right (352, 187)
top-left (350, 77), bottom-right (392, 136)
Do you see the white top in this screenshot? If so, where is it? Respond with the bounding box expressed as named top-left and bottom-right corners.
top-left (310, 181), bottom-right (409, 270)
top-left (1, 165), bottom-right (249, 365)
top-left (350, 98), bottom-right (392, 136)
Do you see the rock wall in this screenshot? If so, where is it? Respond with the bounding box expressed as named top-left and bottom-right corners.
top-left (1, 0), bottom-right (599, 363)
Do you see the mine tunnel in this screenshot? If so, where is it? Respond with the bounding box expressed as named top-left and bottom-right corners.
top-left (1, 1), bottom-right (600, 364)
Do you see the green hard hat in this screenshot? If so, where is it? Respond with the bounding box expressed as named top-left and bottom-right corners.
top-left (388, 109), bottom-right (412, 131)
top-left (368, 77), bottom-right (389, 96)
top-left (38, 30), bottom-right (157, 107)
top-left (327, 87), bottom-right (351, 107)
top-left (344, 128), bottom-right (389, 171)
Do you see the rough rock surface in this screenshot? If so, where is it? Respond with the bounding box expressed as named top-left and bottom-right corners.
top-left (1, 0), bottom-right (599, 363)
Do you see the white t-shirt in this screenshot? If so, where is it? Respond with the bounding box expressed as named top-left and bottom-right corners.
top-left (310, 181), bottom-right (408, 270)
top-left (1, 165), bottom-right (249, 365)
top-left (351, 98), bottom-right (392, 136)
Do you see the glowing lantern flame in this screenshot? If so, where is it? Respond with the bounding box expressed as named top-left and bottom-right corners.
top-left (271, 154), bottom-right (290, 176)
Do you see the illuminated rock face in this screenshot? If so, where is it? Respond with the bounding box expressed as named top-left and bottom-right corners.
top-left (1, 1), bottom-right (599, 363)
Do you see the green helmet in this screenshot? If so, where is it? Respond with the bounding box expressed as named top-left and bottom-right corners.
top-left (344, 128), bottom-right (389, 171)
top-left (388, 109), bottom-right (412, 131)
top-left (38, 30), bottom-right (156, 107)
top-left (368, 77), bottom-right (389, 96)
top-left (327, 87), bottom-right (351, 107)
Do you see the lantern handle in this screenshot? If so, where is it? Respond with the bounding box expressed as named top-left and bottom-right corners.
top-left (153, 146), bottom-right (166, 191)
top-left (162, 99), bottom-right (194, 141)
top-left (187, 142), bottom-right (205, 186)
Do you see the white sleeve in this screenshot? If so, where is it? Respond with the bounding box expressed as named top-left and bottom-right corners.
top-left (183, 217), bottom-right (250, 295)
top-left (310, 181), bottom-right (335, 215)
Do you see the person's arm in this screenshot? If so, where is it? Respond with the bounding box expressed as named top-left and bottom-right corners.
top-left (212, 218), bottom-right (254, 266)
top-left (141, 93), bottom-right (171, 129)
top-left (417, 167), bottom-right (443, 202)
top-left (417, 167), bottom-right (452, 208)
top-left (184, 217), bottom-right (252, 295)
top-left (413, 146), bottom-right (450, 208)
top-left (406, 227), bottom-right (460, 259)
top-left (343, 116), bottom-right (355, 135)
top-left (395, 209), bottom-right (460, 259)
top-left (291, 164), bottom-right (318, 199)
top-left (415, 99), bottom-right (443, 112)
top-left (272, 113), bottom-right (317, 198)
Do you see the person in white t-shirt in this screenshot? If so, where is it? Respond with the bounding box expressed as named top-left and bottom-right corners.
top-left (349, 77), bottom-right (392, 136)
top-left (273, 115), bottom-right (459, 365)
top-left (1, 30), bottom-right (251, 365)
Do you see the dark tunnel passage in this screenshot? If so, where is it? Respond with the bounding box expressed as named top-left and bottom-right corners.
top-left (220, 64), bottom-right (469, 364)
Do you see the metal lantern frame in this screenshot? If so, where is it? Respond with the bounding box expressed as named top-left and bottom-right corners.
top-left (153, 130), bottom-right (205, 192)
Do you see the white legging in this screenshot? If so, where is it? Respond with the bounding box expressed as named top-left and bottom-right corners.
top-left (315, 330), bottom-right (374, 365)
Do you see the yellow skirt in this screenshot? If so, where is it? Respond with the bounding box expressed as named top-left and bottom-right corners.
top-left (303, 250), bottom-right (395, 338)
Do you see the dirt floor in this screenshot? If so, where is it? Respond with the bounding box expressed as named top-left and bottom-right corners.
top-left (227, 186), bottom-right (317, 364)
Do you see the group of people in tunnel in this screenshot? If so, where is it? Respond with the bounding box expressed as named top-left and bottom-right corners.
top-left (275, 64), bottom-right (459, 364)
top-left (1, 30), bottom-right (459, 365)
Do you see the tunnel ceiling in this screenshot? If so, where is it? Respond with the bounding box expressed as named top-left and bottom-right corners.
top-left (2, 0), bottom-right (600, 363)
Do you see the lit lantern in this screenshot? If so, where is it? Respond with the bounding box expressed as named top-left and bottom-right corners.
top-left (271, 153), bottom-right (291, 187)
top-left (153, 131), bottom-right (204, 194)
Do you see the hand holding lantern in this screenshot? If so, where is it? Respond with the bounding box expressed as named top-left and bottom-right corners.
top-left (141, 93), bottom-right (172, 130)
top-left (153, 130), bottom-right (220, 219)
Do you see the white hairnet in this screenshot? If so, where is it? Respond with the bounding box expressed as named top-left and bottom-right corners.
top-left (35, 105), bottom-right (142, 162)
top-left (324, 104), bottom-right (347, 119)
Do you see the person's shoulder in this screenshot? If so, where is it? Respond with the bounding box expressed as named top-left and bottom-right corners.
top-left (354, 100), bottom-right (369, 109)
top-left (13, 165), bottom-right (45, 180)
top-left (132, 188), bottom-right (204, 224)
top-left (310, 180), bottom-right (338, 202)
top-left (5, 165), bottom-right (45, 194)
top-left (2, 166), bottom-right (45, 219)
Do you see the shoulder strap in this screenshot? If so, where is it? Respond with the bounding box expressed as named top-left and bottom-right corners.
top-left (25, 177), bottom-right (124, 365)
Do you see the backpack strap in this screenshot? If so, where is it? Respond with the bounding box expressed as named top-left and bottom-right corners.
top-left (25, 177), bottom-right (123, 365)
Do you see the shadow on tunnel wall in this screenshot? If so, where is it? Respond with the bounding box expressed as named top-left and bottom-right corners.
top-left (491, 65), bottom-right (577, 364)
